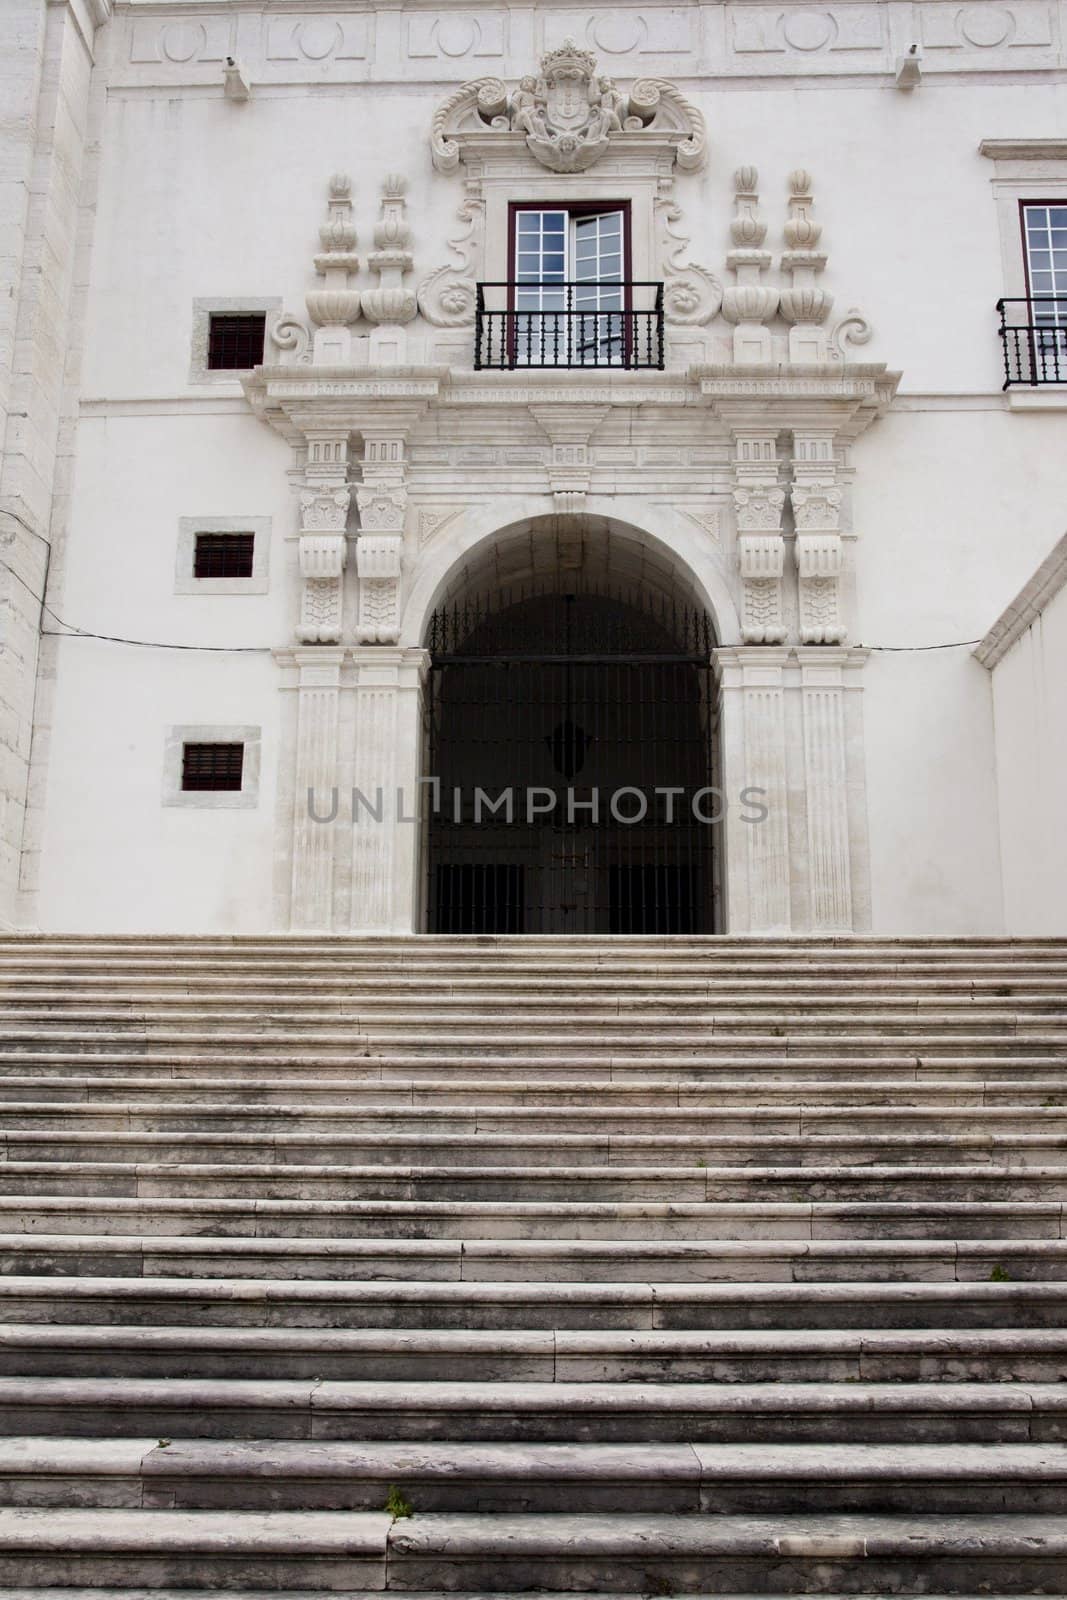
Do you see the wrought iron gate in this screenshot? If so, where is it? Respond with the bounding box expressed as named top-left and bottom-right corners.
top-left (425, 591), bottom-right (718, 935)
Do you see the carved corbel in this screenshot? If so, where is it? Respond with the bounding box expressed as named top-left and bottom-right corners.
top-left (354, 431), bottom-right (412, 643)
top-left (356, 535), bottom-right (403, 644)
top-left (790, 433), bottom-right (846, 645)
top-left (732, 432), bottom-right (787, 644)
top-left (298, 483), bottom-right (350, 645)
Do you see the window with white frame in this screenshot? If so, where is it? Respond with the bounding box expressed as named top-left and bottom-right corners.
top-left (511, 204), bottom-right (629, 365)
top-left (1022, 202), bottom-right (1067, 325)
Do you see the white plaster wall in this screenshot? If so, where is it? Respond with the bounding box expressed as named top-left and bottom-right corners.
top-left (851, 407), bottom-right (1067, 934)
top-left (989, 579), bottom-right (1067, 935)
top-left (27, 1), bottom-right (1067, 934)
top-left (34, 640), bottom-right (278, 933)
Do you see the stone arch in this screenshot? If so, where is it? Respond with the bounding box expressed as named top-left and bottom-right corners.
top-left (400, 496), bottom-right (741, 650)
top-left (414, 508), bottom-right (728, 934)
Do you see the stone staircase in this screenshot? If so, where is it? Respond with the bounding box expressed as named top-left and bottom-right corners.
top-left (0, 934), bottom-right (1062, 1595)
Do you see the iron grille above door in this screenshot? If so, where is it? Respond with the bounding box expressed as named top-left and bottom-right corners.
top-left (425, 592), bottom-right (717, 936)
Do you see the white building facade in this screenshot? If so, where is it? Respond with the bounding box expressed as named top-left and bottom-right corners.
top-left (4, 0), bottom-right (1067, 937)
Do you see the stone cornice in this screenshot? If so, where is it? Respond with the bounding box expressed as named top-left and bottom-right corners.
top-left (974, 530), bottom-right (1067, 669)
top-left (980, 140), bottom-right (1067, 162)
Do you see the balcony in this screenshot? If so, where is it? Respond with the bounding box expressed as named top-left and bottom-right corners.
top-left (997, 297), bottom-right (1067, 388)
top-left (475, 282), bottom-right (665, 371)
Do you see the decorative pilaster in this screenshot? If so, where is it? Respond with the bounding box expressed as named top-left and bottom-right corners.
top-left (297, 433), bottom-right (350, 644)
top-left (721, 168), bottom-right (779, 365)
top-left (799, 651), bottom-right (854, 931)
top-left (289, 649), bottom-right (345, 930)
top-left (780, 170), bottom-right (833, 363)
top-left (362, 175), bottom-right (417, 364)
top-left (733, 433), bottom-right (787, 644)
top-left (307, 175), bottom-right (361, 366)
top-left (350, 647), bottom-right (430, 932)
top-left (791, 431), bottom-right (846, 644)
top-left (355, 432), bottom-right (408, 643)
top-left (714, 647), bottom-right (792, 933)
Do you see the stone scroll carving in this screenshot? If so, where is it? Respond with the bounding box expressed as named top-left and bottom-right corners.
top-left (430, 40), bottom-right (707, 175)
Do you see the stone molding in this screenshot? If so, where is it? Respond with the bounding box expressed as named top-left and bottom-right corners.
top-left (109, 6), bottom-right (1067, 92)
top-left (980, 139), bottom-right (1067, 162)
top-left (189, 298), bottom-right (282, 386)
top-left (174, 515), bottom-right (271, 596)
top-left (975, 529), bottom-right (1067, 669)
top-left (161, 726), bottom-right (262, 810)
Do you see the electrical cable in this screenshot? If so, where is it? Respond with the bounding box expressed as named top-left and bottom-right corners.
top-left (0, 548), bottom-right (989, 658)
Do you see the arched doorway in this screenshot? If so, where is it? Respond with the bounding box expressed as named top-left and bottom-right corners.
top-left (424, 577), bottom-right (719, 935)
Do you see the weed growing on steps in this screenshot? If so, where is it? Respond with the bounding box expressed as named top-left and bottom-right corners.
top-left (385, 1484), bottom-right (414, 1520)
top-left (989, 1264), bottom-right (1011, 1281)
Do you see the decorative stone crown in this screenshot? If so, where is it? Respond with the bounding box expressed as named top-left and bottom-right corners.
top-left (431, 43), bottom-right (706, 175)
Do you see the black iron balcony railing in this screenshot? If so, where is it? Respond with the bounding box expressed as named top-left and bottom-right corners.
top-left (997, 297), bottom-right (1067, 388)
top-left (475, 282), bottom-right (665, 370)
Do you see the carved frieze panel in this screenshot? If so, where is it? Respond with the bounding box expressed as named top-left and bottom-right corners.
top-left (919, 3), bottom-right (1053, 53)
top-left (266, 16), bottom-right (370, 63)
top-left (728, 6), bottom-right (885, 56)
top-left (408, 13), bottom-right (508, 60)
top-left (542, 10), bottom-right (695, 61)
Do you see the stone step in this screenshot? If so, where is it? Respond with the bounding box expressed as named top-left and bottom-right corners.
top-left (0, 1195), bottom-right (1059, 1242)
top-left (0, 1378), bottom-right (1060, 1444)
top-left (4, 1011), bottom-right (1065, 1037)
top-left (0, 1591), bottom-right (1012, 1600)
top-left (0, 1507), bottom-right (1061, 1592)
top-left (3, 1159), bottom-right (1064, 1204)
top-left (0, 1276), bottom-right (1064, 1331)
top-left (0, 1233), bottom-right (1063, 1284)
top-left (4, 1101), bottom-right (1067, 1137)
top-left (0, 1073), bottom-right (1064, 1108)
top-left (3, 1128), bottom-right (1063, 1168)
top-left (1, 1438), bottom-right (1066, 1515)
top-left (1, 1052), bottom-right (1062, 1081)
top-left (3, 974), bottom-right (1066, 998)
top-left (6, 994), bottom-right (1067, 1018)
top-left (2, 1322), bottom-right (1063, 1384)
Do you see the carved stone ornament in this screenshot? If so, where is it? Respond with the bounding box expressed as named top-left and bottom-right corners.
top-left (356, 486), bottom-right (407, 534)
top-left (791, 434), bottom-right (847, 645)
top-left (299, 488), bottom-right (350, 533)
top-left (362, 175), bottom-right (417, 327)
top-left (430, 41), bottom-right (706, 176)
top-left (307, 173), bottom-right (361, 329)
top-left (733, 486), bottom-right (786, 533)
top-left (356, 535), bottom-right (403, 644)
top-left (656, 186), bottom-right (722, 326)
top-left (417, 190), bottom-right (484, 329)
top-left (297, 537), bottom-right (348, 645)
top-left (733, 432), bottom-right (787, 645)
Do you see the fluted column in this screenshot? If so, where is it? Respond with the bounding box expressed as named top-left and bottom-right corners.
top-left (715, 647), bottom-right (792, 933)
top-left (349, 646), bottom-right (430, 933)
top-left (800, 652), bottom-right (853, 931)
top-left (290, 649), bottom-right (345, 930)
